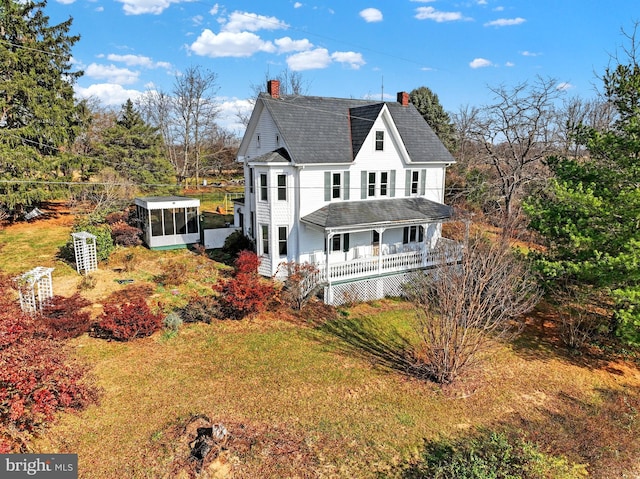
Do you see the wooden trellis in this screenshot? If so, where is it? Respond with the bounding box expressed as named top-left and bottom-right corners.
top-left (15, 267), bottom-right (55, 313)
top-left (72, 231), bottom-right (98, 275)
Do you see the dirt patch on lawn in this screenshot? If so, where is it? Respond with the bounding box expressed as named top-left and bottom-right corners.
top-left (160, 415), bottom-right (323, 479)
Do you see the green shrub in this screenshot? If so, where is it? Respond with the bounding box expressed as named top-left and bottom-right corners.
top-left (397, 430), bottom-right (587, 479)
top-left (59, 222), bottom-right (115, 263)
top-left (223, 230), bottom-right (254, 258)
top-left (163, 311), bottom-right (183, 332)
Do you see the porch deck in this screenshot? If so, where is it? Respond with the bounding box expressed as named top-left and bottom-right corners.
top-left (311, 238), bottom-right (462, 285)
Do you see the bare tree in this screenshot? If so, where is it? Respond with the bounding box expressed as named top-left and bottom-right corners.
top-left (276, 261), bottom-right (321, 311)
top-left (172, 66), bottom-right (220, 188)
top-left (137, 67), bottom-right (219, 187)
top-left (200, 128), bottom-right (240, 177)
top-left (467, 76), bottom-right (565, 234)
top-left (404, 234), bottom-right (540, 384)
top-left (238, 69), bottom-right (311, 127)
top-left (556, 95), bottom-right (616, 159)
top-left (137, 89), bottom-right (178, 177)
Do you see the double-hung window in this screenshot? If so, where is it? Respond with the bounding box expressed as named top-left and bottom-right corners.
top-left (261, 224), bottom-right (269, 255)
top-left (368, 172), bottom-right (376, 197)
top-left (260, 174), bottom-right (268, 201)
top-left (278, 227), bottom-right (288, 255)
top-left (411, 170), bottom-right (420, 195)
top-left (375, 131), bottom-right (384, 151)
top-left (277, 174), bottom-right (287, 201)
top-left (332, 173), bottom-right (341, 199)
top-left (325, 171), bottom-right (350, 201)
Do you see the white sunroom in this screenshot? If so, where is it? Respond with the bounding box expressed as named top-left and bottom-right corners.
top-left (135, 196), bottom-right (200, 250)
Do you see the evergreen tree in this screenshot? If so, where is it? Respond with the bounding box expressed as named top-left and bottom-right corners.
top-left (524, 28), bottom-right (640, 343)
top-left (0, 0), bottom-right (82, 213)
top-left (409, 86), bottom-right (456, 152)
top-left (97, 99), bottom-right (175, 187)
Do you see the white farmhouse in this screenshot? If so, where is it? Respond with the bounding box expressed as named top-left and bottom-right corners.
top-left (235, 80), bottom-right (459, 305)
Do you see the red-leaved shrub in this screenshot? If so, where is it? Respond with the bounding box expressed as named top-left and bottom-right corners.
top-left (110, 221), bottom-right (142, 246)
top-left (0, 276), bottom-right (97, 452)
top-left (40, 294), bottom-right (92, 339)
top-left (214, 251), bottom-right (274, 319)
top-left (234, 250), bottom-right (260, 275)
top-left (95, 297), bottom-right (162, 341)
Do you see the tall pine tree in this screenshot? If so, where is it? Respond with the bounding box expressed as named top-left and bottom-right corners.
top-left (525, 27), bottom-right (640, 344)
top-left (0, 0), bottom-right (81, 213)
top-left (97, 99), bottom-right (175, 188)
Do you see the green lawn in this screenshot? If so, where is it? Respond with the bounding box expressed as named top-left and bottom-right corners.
top-left (2, 216), bottom-right (639, 478)
top-left (32, 301), bottom-right (640, 478)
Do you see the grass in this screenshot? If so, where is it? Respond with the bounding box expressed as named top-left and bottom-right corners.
top-left (30, 302), bottom-right (640, 478)
top-left (2, 213), bottom-right (640, 478)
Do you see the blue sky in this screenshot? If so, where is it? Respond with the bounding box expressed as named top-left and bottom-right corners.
top-left (46, 0), bottom-right (638, 135)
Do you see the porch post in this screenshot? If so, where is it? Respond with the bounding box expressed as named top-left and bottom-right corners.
top-left (326, 231), bottom-right (333, 304)
top-left (422, 222), bottom-right (429, 267)
top-left (376, 227), bottom-right (385, 274)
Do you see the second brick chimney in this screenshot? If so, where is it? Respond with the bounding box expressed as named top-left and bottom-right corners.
top-left (397, 91), bottom-right (409, 106)
top-left (267, 80), bottom-right (280, 99)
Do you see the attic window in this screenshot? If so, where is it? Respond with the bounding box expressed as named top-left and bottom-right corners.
top-left (276, 134), bottom-right (280, 146)
top-left (257, 134), bottom-right (261, 149)
top-left (375, 131), bottom-right (384, 151)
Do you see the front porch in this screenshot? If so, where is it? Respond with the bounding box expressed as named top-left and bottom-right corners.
top-left (296, 196), bottom-right (462, 304)
top-left (312, 238), bottom-right (461, 283)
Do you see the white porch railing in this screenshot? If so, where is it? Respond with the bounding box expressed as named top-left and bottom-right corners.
top-left (311, 240), bottom-right (462, 283)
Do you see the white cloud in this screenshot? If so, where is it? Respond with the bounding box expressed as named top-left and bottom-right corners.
top-left (106, 53), bottom-right (170, 69)
top-left (274, 36), bottom-right (313, 53)
top-left (469, 58), bottom-right (493, 69)
top-left (209, 3), bottom-right (219, 15)
top-left (477, 0), bottom-right (488, 4)
top-left (484, 17), bottom-right (526, 27)
top-left (75, 83), bottom-right (144, 106)
top-left (521, 50), bottom-right (541, 57)
top-left (556, 82), bottom-right (573, 91)
top-left (287, 48), bottom-right (332, 71)
top-left (294, 2), bottom-right (302, 7)
top-left (221, 11), bottom-right (288, 33)
top-left (415, 6), bottom-right (465, 22)
top-left (190, 30), bottom-right (276, 58)
top-left (217, 97), bottom-right (253, 134)
top-left (360, 8), bottom-right (383, 23)
top-left (505, 61), bottom-right (515, 67)
top-left (331, 51), bottom-right (366, 69)
top-left (493, 6), bottom-right (505, 11)
top-left (85, 63), bottom-right (139, 84)
top-left (56, 0), bottom-right (76, 5)
top-left (116, 0), bottom-right (191, 15)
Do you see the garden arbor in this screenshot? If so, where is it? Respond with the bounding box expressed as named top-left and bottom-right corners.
top-left (15, 266), bottom-right (54, 313)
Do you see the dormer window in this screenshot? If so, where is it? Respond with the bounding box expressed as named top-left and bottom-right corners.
top-left (375, 131), bottom-right (384, 151)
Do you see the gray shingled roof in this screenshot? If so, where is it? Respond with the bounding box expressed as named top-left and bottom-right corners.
top-left (251, 147), bottom-right (291, 163)
top-left (259, 93), bottom-right (455, 165)
top-left (301, 197), bottom-right (453, 231)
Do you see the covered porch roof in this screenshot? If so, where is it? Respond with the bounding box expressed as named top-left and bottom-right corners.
top-left (301, 197), bottom-right (453, 233)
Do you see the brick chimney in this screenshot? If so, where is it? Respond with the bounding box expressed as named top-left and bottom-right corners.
top-left (267, 80), bottom-right (280, 99)
top-left (397, 91), bottom-right (409, 106)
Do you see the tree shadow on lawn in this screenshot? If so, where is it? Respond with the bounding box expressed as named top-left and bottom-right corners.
top-left (316, 315), bottom-right (428, 379)
top-left (503, 384), bottom-right (640, 478)
top-left (509, 303), bottom-right (635, 373)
